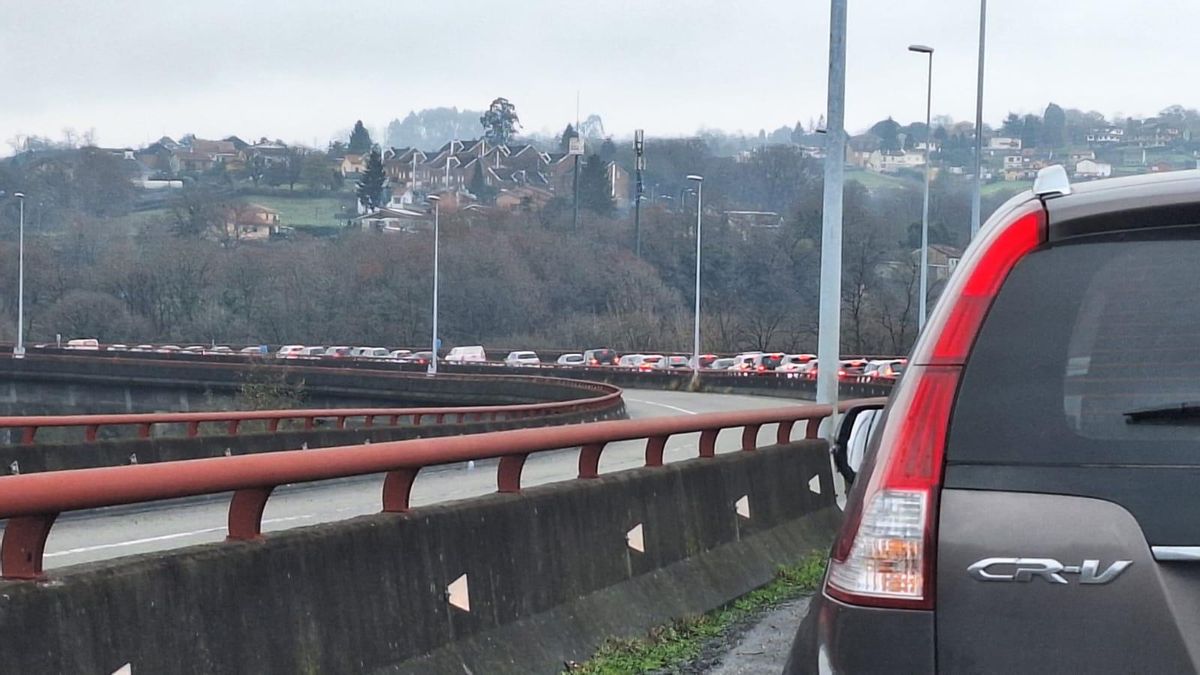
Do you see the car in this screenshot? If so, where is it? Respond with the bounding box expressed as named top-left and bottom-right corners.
top-left (689, 353), bottom-right (719, 369)
top-left (556, 353), bottom-right (585, 366)
top-left (750, 352), bottom-right (786, 373)
top-left (656, 355), bottom-right (690, 370)
top-left (297, 346), bottom-right (326, 359)
top-left (775, 353), bottom-right (816, 372)
top-left (402, 350), bottom-right (434, 366)
top-left (276, 345), bottom-right (306, 359)
top-left (504, 351), bottom-right (540, 367)
top-left (240, 346), bottom-right (266, 355)
top-left (323, 346), bottom-right (352, 358)
top-left (729, 352), bottom-right (763, 372)
top-left (182, 345), bottom-right (205, 354)
top-left (154, 345), bottom-right (181, 353)
top-left (445, 345), bottom-right (486, 363)
top-left (64, 338), bottom-right (100, 350)
top-left (837, 358), bottom-right (869, 378)
top-left (862, 358), bottom-right (906, 380)
top-left (388, 349), bottom-right (412, 361)
top-left (106, 344), bottom-right (128, 352)
top-left (709, 357), bottom-right (738, 370)
top-left (786, 167), bottom-right (1200, 673)
top-left (355, 347), bottom-right (390, 359)
top-left (206, 346), bottom-right (234, 356)
top-left (583, 348), bottom-right (619, 367)
top-left (637, 354), bottom-right (664, 370)
top-left (617, 354), bottom-right (644, 368)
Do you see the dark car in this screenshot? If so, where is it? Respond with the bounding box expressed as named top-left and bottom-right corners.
top-left (787, 167), bottom-right (1200, 673)
top-left (582, 348), bottom-right (619, 367)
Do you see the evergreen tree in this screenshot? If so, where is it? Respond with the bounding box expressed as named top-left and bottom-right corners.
top-left (348, 120), bottom-right (372, 155)
top-left (1001, 113), bottom-right (1023, 138)
top-left (468, 162), bottom-right (496, 203)
top-left (356, 149), bottom-right (385, 211)
top-left (1042, 103), bottom-right (1067, 149)
top-left (1020, 114), bottom-right (1042, 149)
top-left (578, 154), bottom-right (614, 215)
top-left (480, 97), bottom-right (520, 145)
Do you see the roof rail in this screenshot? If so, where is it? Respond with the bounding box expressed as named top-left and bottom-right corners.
top-left (1033, 165), bottom-right (1071, 198)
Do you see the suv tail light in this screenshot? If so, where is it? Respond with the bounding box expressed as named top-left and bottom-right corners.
top-left (825, 199), bottom-right (1046, 610)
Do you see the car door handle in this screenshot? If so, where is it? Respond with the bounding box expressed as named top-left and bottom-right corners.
top-left (1151, 546), bottom-right (1200, 561)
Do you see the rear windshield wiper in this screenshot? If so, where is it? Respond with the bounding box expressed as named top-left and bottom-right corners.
top-left (1124, 403), bottom-right (1200, 424)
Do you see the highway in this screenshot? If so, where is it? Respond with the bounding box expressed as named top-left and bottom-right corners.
top-left (31, 389), bottom-right (808, 570)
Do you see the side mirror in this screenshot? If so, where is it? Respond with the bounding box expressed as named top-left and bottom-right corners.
top-left (832, 403), bottom-right (884, 485)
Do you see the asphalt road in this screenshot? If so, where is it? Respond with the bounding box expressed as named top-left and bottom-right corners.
top-left (25, 388), bottom-right (805, 570)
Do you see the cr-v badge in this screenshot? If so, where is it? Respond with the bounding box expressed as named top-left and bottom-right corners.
top-left (968, 558), bottom-right (1132, 584)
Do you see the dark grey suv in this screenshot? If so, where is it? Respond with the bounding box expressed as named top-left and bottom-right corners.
top-left (786, 167), bottom-right (1200, 673)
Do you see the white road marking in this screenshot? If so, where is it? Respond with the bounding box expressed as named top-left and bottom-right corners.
top-left (44, 515), bottom-right (314, 558)
top-left (624, 397), bottom-right (698, 415)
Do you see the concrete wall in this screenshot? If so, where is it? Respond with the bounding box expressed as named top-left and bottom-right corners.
top-left (0, 441), bottom-right (838, 674)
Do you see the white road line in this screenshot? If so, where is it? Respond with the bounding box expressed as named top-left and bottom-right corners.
top-left (44, 515), bottom-right (314, 558)
top-left (624, 397), bottom-right (698, 415)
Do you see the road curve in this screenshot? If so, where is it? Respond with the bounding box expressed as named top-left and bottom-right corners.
top-left (21, 389), bottom-right (805, 570)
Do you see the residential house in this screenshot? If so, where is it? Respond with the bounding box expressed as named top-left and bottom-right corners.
top-left (915, 244), bottom-right (963, 282)
top-left (495, 185), bottom-right (554, 211)
top-left (244, 139), bottom-right (291, 167)
top-left (1086, 128), bottom-right (1124, 145)
top-left (1074, 159), bottom-right (1112, 179)
top-left (1069, 150), bottom-right (1096, 163)
top-left (866, 150), bottom-right (925, 173)
top-left (340, 153), bottom-right (366, 176)
top-left (352, 206), bottom-right (430, 233)
top-left (987, 137), bottom-right (1022, 151)
top-left (224, 203), bottom-right (280, 241)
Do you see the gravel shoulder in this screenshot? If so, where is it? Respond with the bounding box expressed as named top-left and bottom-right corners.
top-left (670, 596), bottom-right (811, 674)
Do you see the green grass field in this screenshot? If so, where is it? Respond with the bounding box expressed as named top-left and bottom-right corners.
top-left (844, 168), bottom-right (918, 191)
top-left (981, 180), bottom-right (1030, 197)
top-left (246, 195), bottom-right (355, 228)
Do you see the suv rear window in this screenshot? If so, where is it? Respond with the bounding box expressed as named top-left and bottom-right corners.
top-left (949, 236), bottom-right (1200, 466)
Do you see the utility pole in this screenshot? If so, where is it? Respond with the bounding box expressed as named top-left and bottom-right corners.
top-left (971, 0), bottom-right (988, 238)
top-left (634, 129), bottom-right (645, 256)
top-left (573, 91), bottom-right (581, 231)
top-left (816, 0), bottom-right (847, 435)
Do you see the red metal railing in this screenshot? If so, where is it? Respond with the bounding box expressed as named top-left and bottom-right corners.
top-left (0, 400), bottom-right (879, 580)
top-left (0, 384), bottom-right (622, 444)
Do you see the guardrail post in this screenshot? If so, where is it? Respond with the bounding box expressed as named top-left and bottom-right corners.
top-left (363, 415), bottom-right (374, 429)
top-left (186, 421), bottom-right (200, 437)
top-left (138, 423), bottom-right (152, 438)
top-left (335, 416), bottom-right (346, 430)
top-left (382, 468), bottom-right (419, 512)
top-left (85, 424), bottom-right (99, 442)
top-left (577, 442), bottom-right (607, 479)
top-left (227, 486), bottom-right (274, 541)
top-left (699, 429), bottom-right (719, 458)
top-left (497, 454), bottom-right (527, 493)
top-left (227, 420), bottom-right (240, 436)
top-left (805, 418), bottom-right (820, 439)
top-left (777, 420), bottom-right (796, 444)
top-left (20, 426), bottom-right (37, 444)
top-left (412, 414), bottom-right (422, 426)
top-left (645, 435), bottom-right (669, 467)
top-left (268, 419), bottom-right (280, 433)
top-left (304, 417), bottom-right (314, 431)
top-left (740, 424), bottom-right (761, 451)
top-left (1, 513), bottom-right (57, 580)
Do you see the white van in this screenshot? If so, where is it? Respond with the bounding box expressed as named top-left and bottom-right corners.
top-left (65, 338), bottom-right (100, 350)
top-left (445, 345), bottom-right (486, 363)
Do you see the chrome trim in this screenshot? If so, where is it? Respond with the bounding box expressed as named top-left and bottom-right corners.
top-left (1033, 165), bottom-right (1071, 198)
top-left (1151, 546), bottom-right (1200, 561)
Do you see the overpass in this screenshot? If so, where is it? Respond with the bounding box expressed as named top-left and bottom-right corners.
top-left (0, 354), bottom-right (889, 672)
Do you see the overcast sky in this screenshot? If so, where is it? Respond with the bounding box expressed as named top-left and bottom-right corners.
top-left (2, 0), bottom-right (1195, 150)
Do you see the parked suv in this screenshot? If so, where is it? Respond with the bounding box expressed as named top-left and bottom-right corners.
top-left (787, 167), bottom-right (1200, 673)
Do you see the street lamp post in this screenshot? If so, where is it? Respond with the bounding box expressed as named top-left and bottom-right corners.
top-left (427, 195), bottom-right (440, 375)
top-left (909, 44), bottom-right (934, 331)
top-left (971, 0), bottom-right (988, 239)
top-left (634, 129), bottom-right (645, 257)
top-left (14, 192), bottom-right (26, 359)
top-left (686, 174), bottom-right (703, 376)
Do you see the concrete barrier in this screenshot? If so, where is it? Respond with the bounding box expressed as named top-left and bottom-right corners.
top-left (0, 441), bottom-right (838, 674)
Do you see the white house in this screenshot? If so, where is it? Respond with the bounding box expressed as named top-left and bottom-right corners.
top-left (988, 137), bottom-right (1022, 150)
top-left (1075, 159), bottom-right (1113, 179)
top-left (866, 150), bottom-right (925, 173)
